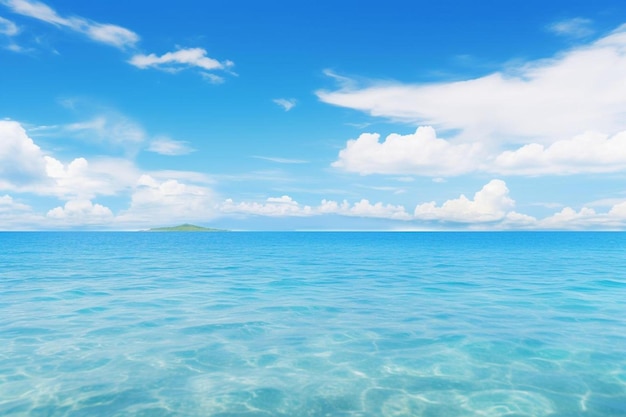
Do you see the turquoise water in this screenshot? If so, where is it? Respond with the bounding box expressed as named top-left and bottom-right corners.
top-left (1, 232), bottom-right (625, 416)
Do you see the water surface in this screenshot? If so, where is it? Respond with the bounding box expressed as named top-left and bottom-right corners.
top-left (1, 232), bottom-right (625, 416)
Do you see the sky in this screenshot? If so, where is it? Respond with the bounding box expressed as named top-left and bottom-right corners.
top-left (2, 0), bottom-right (626, 230)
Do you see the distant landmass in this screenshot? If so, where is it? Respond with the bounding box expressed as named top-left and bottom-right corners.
top-left (147, 224), bottom-right (227, 232)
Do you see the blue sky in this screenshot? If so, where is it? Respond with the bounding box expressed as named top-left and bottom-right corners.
top-left (2, 0), bottom-right (626, 230)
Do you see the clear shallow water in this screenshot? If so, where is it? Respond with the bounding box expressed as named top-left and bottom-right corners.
top-left (1, 232), bottom-right (625, 417)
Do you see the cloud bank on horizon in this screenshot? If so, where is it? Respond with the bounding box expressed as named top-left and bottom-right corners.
top-left (2, 1), bottom-right (626, 230)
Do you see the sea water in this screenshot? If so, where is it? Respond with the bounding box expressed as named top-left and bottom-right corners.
top-left (1, 232), bottom-right (625, 416)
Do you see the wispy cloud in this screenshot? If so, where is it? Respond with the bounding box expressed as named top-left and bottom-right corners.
top-left (252, 155), bottom-right (308, 164)
top-left (129, 47), bottom-right (233, 73)
top-left (345, 122), bottom-right (372, 129)
top-left (548, 17), bottom-right (594, 38)
top-left (65, 115), bottom-right (146, 147)
top-left (322, 69), bottom-right (356, 89)
top-left (318, 25), bottom-right (626, 144)
top-left (2, 1), bottom-right (234, 82)
top-left (148, 137), bottom-right (195, 156)
top-left (201, 72), bottom-right (225, 84)
top-left (1, 0), bottom-right (139, 48)
top-left (273, 98), bottom-right (296, 111)
top-left (0, 15), bottom-right (18, 35)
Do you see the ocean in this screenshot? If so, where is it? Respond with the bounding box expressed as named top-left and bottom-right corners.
top-left (1, 232), bottom-right (625, 416)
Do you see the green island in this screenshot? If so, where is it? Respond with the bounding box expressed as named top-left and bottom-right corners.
top-left (147, 224), bottom-right (227, 232)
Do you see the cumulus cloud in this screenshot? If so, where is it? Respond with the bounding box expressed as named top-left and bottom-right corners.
top-left (221, 195), bottom-right (313, 217)
top-left (44, 156), bottom-right (140, 199)
top-left (322, 199), bottom-right (411, 220)
top-left (548, 18), bottom-right (594, 38)
top-left (318, 25), bottom-right (626, 145)
top-left (147, 137), bottom-right (195, 156)
top-left (608, 201), bottom-right (626, 218)
top-left (333, 126), bottom-right (484, 176)
top-left (0, 119), bottom-right (145, 200)
top-left (333, 125), bottom-right (626, 177)
top-left (129, 47), bottom-right (233, 75)
top-left (0, 120), bottom-right (221, 228)
top-left (221, 195), bottom-right (411, 220)
top-left (273, 98), bottom-right (297, 111)
top-left (0, 194), bottom-right (30, 212)
top-left (414, 179), bottom-right (515, 223)
top-left (2, 0), bottom-right (139, 48)
top-left (531, 200), bottom-right (626, 229)
top-left (47, 199), bottom-right (114, 225)
top-left (492, 131), bottom-right (626, 175)
top-left (0, 194), bottom-right (41, 229)
top-left (116, 174), bottom-right (217, 226)
top-left (5, 120), bottom-right (626, 230)
top-left (0, 120), bottom-right (48, 185)
top-left (0, 15), bottom-right (18, 35)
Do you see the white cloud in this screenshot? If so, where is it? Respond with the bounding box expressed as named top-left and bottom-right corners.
top-left (500, 211), bottom-right (538, 228)
top-left (221, 195), bottom-right (312, 217)
top-left (538, 206), bottom-right (602, 229)
top-left (333, 125), bottom-right (626, 177)
top-left (47, 199), bottom-right (114, 225)
top-left (333, 126), bottom-right (483, 176)
top-left (0, 194), bottom-right (30, 212)
top-left (414, 179), bottom-right (515, 223)
top-left (492, 130), bottom-right (626, 175)
top-left (2, 0), bottom-right (65, 25)
top-left (2, 0), bottom-right (139, 48)
top-left (340, 199), bottom-right (411, 220)
top-left (6, 120), bottom-right (626, 230)
top-left (0, 120), bottom-right (220, 228)
top-left (322, 69), bottom-right (356, 89)
top-left (0, 15), bottom-right (18, 35)
top-left (83, 22), bottom-right (138, 49)
top-left (0, 120), bottom-right (143, 198)
top-left (63, 112), bottom-right (200, 157)
top-left (201, 72), bottom-right (225, 84)
top-left (221, 195), bottom-right (411, 220)
top-left (66, 115), bottom-right (146, 147)
top-left (44, 156), bottom-right (140, 199)
top-left (548, 18), bottom-right (594, 38)
top-left (148, 137), bottom-right (195, 156)
top-left (129, 47), bottom-right (233, 74)
top-left (318, 25), bottom-right (626, 145)
top-left (609, 201), bottom-right (626, 218)
top-left (0, 120), bottom-right (48, 185)
top-left (252, 156), bottom-right (308, 164)
top-left (534, 200), bottom-right (626, 229)
top-left (116, 175), bottom-right (217, 226)
top-left (0, 194), bottom-right (41, 229)
top-left (273, 98), bottom-right (297, 111)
